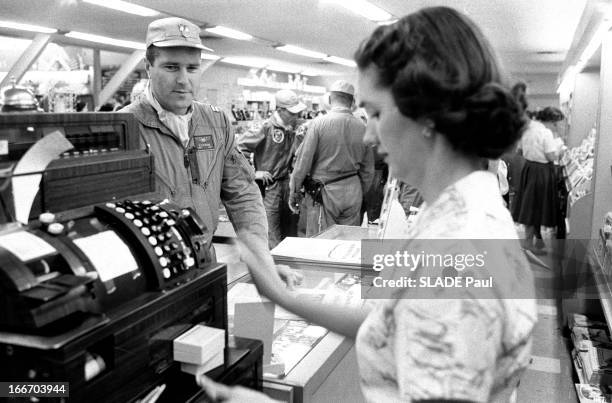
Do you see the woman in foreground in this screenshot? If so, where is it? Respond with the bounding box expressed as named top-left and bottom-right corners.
top-left (199, 6), bottom-right (537, 402)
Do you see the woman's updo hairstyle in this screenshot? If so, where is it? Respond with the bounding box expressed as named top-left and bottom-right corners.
top-left (354, 6), bottom-right (526, 159)
top-left (536, 106), bottom-right (564, 123)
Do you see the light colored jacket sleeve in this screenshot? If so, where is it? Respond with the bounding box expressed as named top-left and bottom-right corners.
top-left (220, 114), bottom-right (268, 244)
top-left (236, 124), bottom-right (266, 155)
top-left (291, 122), bottom-right (319, 191)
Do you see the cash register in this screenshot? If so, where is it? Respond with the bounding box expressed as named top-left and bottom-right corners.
top-left (0, 113), bottom-right (262, 402)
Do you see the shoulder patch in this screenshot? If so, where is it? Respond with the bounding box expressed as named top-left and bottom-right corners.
top-left (272, 129), bottom-right (285, 144)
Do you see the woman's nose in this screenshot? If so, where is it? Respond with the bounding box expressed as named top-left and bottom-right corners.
top-left (362, 122), bottom-right (379, 146)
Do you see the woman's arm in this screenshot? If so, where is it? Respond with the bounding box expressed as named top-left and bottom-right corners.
top-left (237, 232), bottom-right (370, 339)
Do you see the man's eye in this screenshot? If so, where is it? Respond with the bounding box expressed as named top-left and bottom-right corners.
top-left (187, 67), bottom-right (200, 73)
top-left (164, 65), bottom-right (179, 71)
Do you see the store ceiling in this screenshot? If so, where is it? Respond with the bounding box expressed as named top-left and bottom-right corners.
top-left (0, 0), bottom-right (588, 80)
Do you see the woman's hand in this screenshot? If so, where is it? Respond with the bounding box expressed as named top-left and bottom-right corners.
top-left (276, 264), bottom-right (304, 290)
top-left (196, 375), bottom-right (278, 403)
top-left (237, 232), bottom-right (289, 303)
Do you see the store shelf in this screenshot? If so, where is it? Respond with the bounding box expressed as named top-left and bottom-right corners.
top-left (589, 243), bottom-right (612, 336)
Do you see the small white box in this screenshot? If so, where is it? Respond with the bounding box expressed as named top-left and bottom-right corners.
top-left (173, 325), bottom-right (225, 365)
top-left (180, 350), bottom-right (224, 375)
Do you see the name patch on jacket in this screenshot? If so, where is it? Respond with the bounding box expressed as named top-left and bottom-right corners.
top-left (193, 135), bottom-right (215, 150)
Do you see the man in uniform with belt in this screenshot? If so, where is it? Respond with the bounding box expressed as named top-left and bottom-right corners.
top-left (238, 89), bottom-right (306, 248)
top-left (289, 80), bottom-right (374, 236)
top-left (123, 17), bottom-right (300, 285)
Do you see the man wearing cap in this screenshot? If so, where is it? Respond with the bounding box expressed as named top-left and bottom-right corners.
top-left (237, 89), bottom-right (306, 248)
top-left (289, 80), bottom-right (374, 236)
top-left (122, 17), bottom-right (301, 286)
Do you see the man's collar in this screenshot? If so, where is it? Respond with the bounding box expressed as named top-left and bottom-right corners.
top-left (271, 111), bottom-right (291, 130)
top-left (331, 106), bottom-right (351, 113)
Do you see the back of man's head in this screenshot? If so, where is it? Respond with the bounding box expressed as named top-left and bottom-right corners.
top-left (329, 80), bottom-right (355, 108)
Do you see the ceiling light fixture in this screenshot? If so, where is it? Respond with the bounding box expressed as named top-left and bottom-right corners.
top-left (557, 16), bottom-right (612, 95)
top-left (205, 26), bottom-right (253, 41)
top-left (266, 64), bottom-right (300, 74)
top-left (322, 0), bottom-right (393, 22)
top-left (65, 31), bottom-right (144, 49)
top-left (0, 20), bottom-right (57, 34)
top-left (221, 57), bottom-right (268, 68)
top-left (201, 53), bottom-right (221, 61)
top-left (324, 56), bottom-right (356, 67)
top-left (82, 0), bottom-right (159, 17)
top-left (276, 45), bottom-right (327, 59)
top-left (377, 18), bottom-right (399, 26)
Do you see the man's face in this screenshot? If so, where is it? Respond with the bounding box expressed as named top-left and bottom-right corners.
top-left (146, 47), bottom-right (201, 115)
top-left (278, 108), bottom-right (300, 127)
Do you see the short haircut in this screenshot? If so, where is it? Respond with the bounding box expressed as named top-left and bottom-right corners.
top-left (330, 91), bottom-right (353, 107)
top-left (145, 45), bottom-right (161, 65)
top-left (354, 6), bottom-right (526, 159)
top-left (145, 45), bottom-right (201, 65)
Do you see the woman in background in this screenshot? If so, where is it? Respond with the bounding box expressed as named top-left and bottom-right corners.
top-left (512, 104), bottom-right (566, 253)
top-left (199, 6), bottom-right (537, 402)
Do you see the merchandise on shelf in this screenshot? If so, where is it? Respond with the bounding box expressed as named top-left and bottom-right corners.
top-left (561, 126), bottom-right (596, 207)
top-left (570, 314), bottom-right (612, 392)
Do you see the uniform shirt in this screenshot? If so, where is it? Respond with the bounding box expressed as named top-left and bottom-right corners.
top-left (123, 99), bottom-right (267, 246)
top-left (292, 106), bottom-right (374, 190)
top-left (519, 120), bottom-right (557, 163)
top-left (237, 112), bottom-right (296, 180)
top-left (356, 171), bottom-right (537, 402)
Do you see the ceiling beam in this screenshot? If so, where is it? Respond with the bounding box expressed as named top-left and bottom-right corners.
top-left (0, 33), bottom-right (51, 89)
top-left (97, 50), bottom-right (144, 107)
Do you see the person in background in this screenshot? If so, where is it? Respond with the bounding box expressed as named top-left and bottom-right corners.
top-left (237, 89), bottom-right (307, 248)
top-left (199, 6), bottom-right (536, 402)
top-left (537, 106), bottom-right (568, 239)
top-left (289, 80), bottom-right (375, 236)
top-left (122, 17), bottom-right (301, 286)
top-left (511, 101), bottom-right (566, 253)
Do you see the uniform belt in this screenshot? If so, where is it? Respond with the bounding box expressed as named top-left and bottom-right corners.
top-left (318, 171), bottom-right (359, 186)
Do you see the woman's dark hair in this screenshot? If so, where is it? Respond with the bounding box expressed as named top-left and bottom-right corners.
top-left (511, 82), bottom-right (528, 111)
top-left (354, 6), bottom-right (526, 159)
top-left (536, 106), bottom-right (564, 123)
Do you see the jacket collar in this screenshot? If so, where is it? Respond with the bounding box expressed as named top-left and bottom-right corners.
top-left (331, 106), bottom-right (352, 113)
top-left (128, 100), bottom-right (174, 137)
top-left (270, 111), bottom-right (292, 130)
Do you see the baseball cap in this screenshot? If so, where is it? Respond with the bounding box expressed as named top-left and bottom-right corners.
top-left (275, 89), bottom-right (306, 114)
top-left (146, 17), bottom-right (212, 51)
top-left (329, 80), bottom-right (355, 96)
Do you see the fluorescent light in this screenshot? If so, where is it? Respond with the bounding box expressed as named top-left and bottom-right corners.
top-left (575, 19), bottom-right (612, 73)
top-left (82, 0), bottom-right (159, 17)
top-left (378, 18), bottom-right (398, 26)
top-left (221, 57), bottom-right (267, 68)
top-left (300, 70), bottom-right (320, 77)
top-left (65, 31), bottom-right (144, 49)
top-left (201, 53), bottom-right (220, 61)
top-left (276, 45), bottom-right (326, 59)
top-left (205, 26), bottom-right (253, 41)
top-left (324, 56), bottom-right (356, 67)
top-left (322, 0), bottom-right (393, 22)
top-left (266, 64), bottom-right (299, 74)
top-left (0, 20), bottom-right (57, 34)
